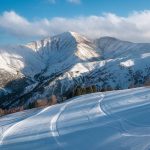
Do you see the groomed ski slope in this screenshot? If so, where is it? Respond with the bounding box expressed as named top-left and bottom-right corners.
top-left (1, 87), bottom-right (150, 150)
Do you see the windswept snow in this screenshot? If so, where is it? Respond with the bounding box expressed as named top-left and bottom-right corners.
top-left (1, 87), bottom-right (150, 150)
top-left (0, 32), bottom-right (99, 79)
top-left (120, 59), bottom-right (134, 67)
top-left (1, 32), bottom-right (150, 108)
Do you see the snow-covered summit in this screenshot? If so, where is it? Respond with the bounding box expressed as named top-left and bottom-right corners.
top-left (0, 32), bottom-right (99, 78)
top-left (1, 32), bottom-right (150, 108)
top-left (26, 31), bottom-right (99, 63)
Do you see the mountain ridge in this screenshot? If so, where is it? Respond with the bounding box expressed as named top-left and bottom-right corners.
top-left (0, 31), bottom-right (150, 108)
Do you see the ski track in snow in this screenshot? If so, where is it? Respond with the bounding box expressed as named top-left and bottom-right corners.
top-left (50, 93), bottom-right (105, 146)
top-left (100, 87), bottom-right (150, 137)
top-left (50, 102), bottom-right (71, 137)
top-left (1, 87), bottom-right (150, 150)
top-left (0, 108), bottom-right (45, 145)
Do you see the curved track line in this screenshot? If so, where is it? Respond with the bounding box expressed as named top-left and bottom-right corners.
top-left (50, 100), bottom-right (75, 148)
top-left (50, 97), bottom-right (77, 136)
top-left (50, 104), bottom-right (68, 137)
top-left (0, 107), bottom-right (47, 145)
top-left (87, 94), bottom-right (105, 121)
top-left (99, 92), bottom-right (150, 136)
top-left (50, 93), bottom-right (105, 137)
top-left (99, 94), bottom-right (126, 133)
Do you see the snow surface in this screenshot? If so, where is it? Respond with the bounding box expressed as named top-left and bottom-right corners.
top-left (0, 45), bottom-right (45, 77)
top-left (1, 87), bottom-right (150, 150)
top-left (0, 32), bottom-right (99, 78)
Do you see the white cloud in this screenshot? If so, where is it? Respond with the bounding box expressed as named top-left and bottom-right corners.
top-left (1, 10), bottom-right (150, 42)
top-left (0, 11), bottom-right (48, 38)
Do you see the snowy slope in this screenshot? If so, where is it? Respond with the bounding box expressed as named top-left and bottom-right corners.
top-left (26, 32), bottom-right (99, 64)
top-left (0, 32), bottom-right (100, 108)
top-left (25, 31), bottom-right (100, 78)
top-left (95, 36), bottom-right (150, 59)
top-left (1, 87), bottom-right (150, 150)
top-left (0, 32), bottom-right (99, 79)
top-left (0, 45), bottom-right (45, 77)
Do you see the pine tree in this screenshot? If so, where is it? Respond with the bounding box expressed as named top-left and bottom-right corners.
top-left (27, 102), bottom-right (35, 109)
top-left (75, 88), bottom-right (82, 96)
top-left (144, 78), bottom-right (150, 86)
top-left (86, 86), bottom-right (93, 94)
top-left (0, 108), bottom-right (4, 116)
top-left (81, 87), bottom-right (86, 95)
top-left (92, 85), bottom-right (97, 93)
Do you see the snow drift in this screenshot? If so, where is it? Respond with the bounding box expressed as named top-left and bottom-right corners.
top-left (1, 87), bottom-right (150, 150)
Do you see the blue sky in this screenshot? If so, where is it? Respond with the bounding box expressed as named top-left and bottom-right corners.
top-left (0, 0), bottom-right (150, 19)
top-left (1, 0), bottom-right (150, 19)
top-left (1, 0), bottom-right (150, 44)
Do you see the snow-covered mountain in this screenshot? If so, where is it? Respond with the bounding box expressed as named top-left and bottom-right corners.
top-left (1, 87), bottom-right (150, 150)
top-left (0, 32), bottom-right (150, 108)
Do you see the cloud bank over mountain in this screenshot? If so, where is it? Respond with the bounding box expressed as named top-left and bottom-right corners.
top-left (1, 10), bottom-right (150, 42)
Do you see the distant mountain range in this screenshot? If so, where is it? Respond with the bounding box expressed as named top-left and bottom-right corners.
top-left (0, 31), bottom-right (150, 108)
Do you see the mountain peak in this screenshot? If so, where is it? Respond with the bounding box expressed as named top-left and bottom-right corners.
top-left (25, 31), bottom-right (92, 52)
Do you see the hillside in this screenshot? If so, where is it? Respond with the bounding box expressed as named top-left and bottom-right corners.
top-left (1, 87), bottom-right (150, 150)
top-left (0, 32), bottom-right (150, 108)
